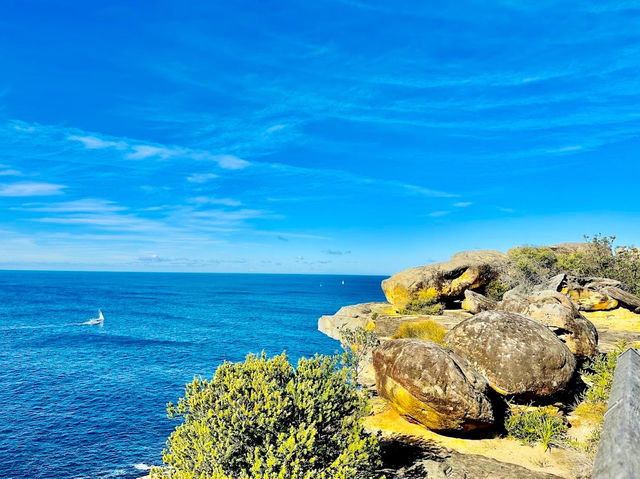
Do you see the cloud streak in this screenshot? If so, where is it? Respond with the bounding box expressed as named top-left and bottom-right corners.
top-left (0, 182), bottom-right (66, 197)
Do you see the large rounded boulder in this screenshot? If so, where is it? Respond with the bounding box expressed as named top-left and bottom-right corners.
top-left (444, 311), bottom-right (577, 397)
top-left (525, 290), bottom-right (598, 358)
top-left (372, 339), bottom-right (495, 432)
top-left (381, 250), bottom-right (508, 311)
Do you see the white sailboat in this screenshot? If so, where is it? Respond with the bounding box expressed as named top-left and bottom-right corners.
top-left (85, 309), bottom-right (104, 325)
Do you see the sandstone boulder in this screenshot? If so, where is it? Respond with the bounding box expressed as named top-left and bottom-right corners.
top-left (498, 287), bottom-right (530, 314)
top-left (372, 339), bottom-right (495, 432)
top-left (524, 291), bottom-right (598, 358)
top-left (462, 290), bottom-right (497, 314)
top-left (562, 287), bottom-right (618, 311)
top-left (444, 311), bottom-right (576, 397)
top-left (382, 250), bottom-right (508, 311)
top-left (533, 273), bottom-right (566, 292)
top-left (598, 286), bottom-right (640, 311)
top-left (318, 302), bottom-right (394, 341)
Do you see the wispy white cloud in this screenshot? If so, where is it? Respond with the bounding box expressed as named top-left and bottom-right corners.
top-left (187, 173), bottom-right (218, 183)
top-left (454, 202), bottom-right (473, 207)
top-left (65, 128), bottom-right (250, 169)
top-left (427, 210), bottom-right (450, 217)
top-left (17, 198), bottom-right (126, 213)
top-left (266, 124), bottom-right (287, 133)
top-left (190, 153), bottom-right (250, 170)
top-left (189, 196), bottom-right (242, 207)
top-left (546, 145), bottom-right (583, 153)
top-left (0, 169), bottom-right (23, 176)
top-left (68, 135), bottom-right (127, 150)
top-left (0, 182), bottom-right (65, 197)
top-left (126, 144), bottom-right (177, 160)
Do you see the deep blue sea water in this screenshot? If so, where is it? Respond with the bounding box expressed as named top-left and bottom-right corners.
top-left (0, 271), bottom-right (386, 479)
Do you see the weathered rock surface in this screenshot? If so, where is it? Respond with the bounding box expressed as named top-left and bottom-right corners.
top-left (524, 291), bottom-right (598, 358)
top-left (462, 290), bottom-right (497, 314)
top-left (548, 242), bottom-right (595, 255)
top-left (372, 339), bottom-right (495, 432)
top-left (562, 286), bottom-right (618, 311)
top-left (498, 287), bottom-right (530, 313)
top-left (382, 250), bottom-right (508, 311)
top-left (532, 273), bottom-right (566, 292)
top-left (318, 302), bottom-right (394, 340)
top-left (599, 286), bottom-right (640, 311)
top-left (444, 311), bottom-right (577, 396)
top-left (382, 444), bottom-right (564, 479)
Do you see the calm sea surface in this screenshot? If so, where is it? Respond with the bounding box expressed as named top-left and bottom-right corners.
top-left (0, 271), bottom-right (386, 478)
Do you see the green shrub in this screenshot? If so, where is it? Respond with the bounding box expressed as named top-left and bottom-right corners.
top-left (506, 235), bottom-right (640, 295)
top-left (581, 340), bottom-right (632, 403)
top-left (506, 246), bottom-right (560, 287)
top-left (391, 320), bottom-right (447, 345)
top-left (152, 352), bottom-right (382, 479)
top-left (339, 326), bottom-right (380, 379)
top-left (505, 407), bottom-right (567, 451)
top-left (400, 298), bottom-right (444, 315)
top-left (484, 280), bottom-right (510, 301)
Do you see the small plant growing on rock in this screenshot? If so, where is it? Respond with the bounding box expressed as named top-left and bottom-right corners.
top-left (484, 279), bottom-right (510, 301)
top-left (580, 339), bottom-right (631, 403)
top-left (505, 406), bottom-right (568, 451)
top-left (152, 352), bottom-right (382, 479)
top-left (391, 320), bottom-right (447, 345)
top-left (339, 325), bottom-right (380, 379)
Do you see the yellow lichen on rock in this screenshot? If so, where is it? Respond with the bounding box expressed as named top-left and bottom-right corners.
top-left (582, 308), bottom-right (640, 332)
top-left (449, 267), bottom-right (485, 296)
top-left (378, 375), bottom-right (446, 430)
top-left (562, 287), bottom-right (618, 311)
top-left (391, 319), bottom-right (447, 344)
top-left (365, 408), bottom-right (591, 479)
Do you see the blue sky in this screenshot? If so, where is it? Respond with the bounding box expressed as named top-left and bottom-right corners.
top-left (1, 1), bottom-right (639, 274)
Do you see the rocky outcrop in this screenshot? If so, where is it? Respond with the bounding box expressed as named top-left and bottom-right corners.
top-left (562, 287), bottom-right (618, 311)
top-left (524, 291), bottom-right (598, 358)
top-left (462, 290), bottom-right (497, 314)
top-left (372, 339), bottom-right (495, 432)
top-left (598, 286), bottom-right (640, 312)
top-left (382, 444), bottom-right (564, 479)
top-left (317, 302), bottom-right (394, 341)
top-left (499, 289), bottom-right (598, 358)
top-left (381, 250), bottom-right (508, 311)
top-left (444, 311), bottom-right (577, 397)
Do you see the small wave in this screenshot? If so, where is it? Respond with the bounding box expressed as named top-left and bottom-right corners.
top-left (98, 469), bottom-right (128, 478)
top-left (0, 322), bottom-right (79, 331)
top-left (134, 463), bottom-right (152, 471)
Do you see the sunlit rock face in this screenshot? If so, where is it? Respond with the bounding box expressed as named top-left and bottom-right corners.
top-left (444, 311), bottom-right (577, 397)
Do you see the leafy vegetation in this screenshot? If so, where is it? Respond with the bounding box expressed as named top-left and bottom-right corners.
top-left (505, 406), bottom-right (567, 451)
top-left (505, 234), bottom-right (640, 295)
top-left (484, 279), bottom-right (510, 301)
top-left (339, 325), bottom-right (380, 379)
top-left (570, 340), bottom-right (638, 454)
top-left (399, 297), bottom-right (444, 315)
top-left (506, 245), bottom-right (559, 287)
top-left (580, 341), bottom-right (626, 403)
top-left (391, 320), bottom-right (447, 345)
top-left (152, 352), bottom-right (382, 479)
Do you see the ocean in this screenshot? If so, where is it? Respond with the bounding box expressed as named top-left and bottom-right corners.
top-left (0, 271), bottom-right (386, 479)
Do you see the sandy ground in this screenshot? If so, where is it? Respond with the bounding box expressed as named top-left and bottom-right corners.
top-left (365, 404), bottom-right (593, 479)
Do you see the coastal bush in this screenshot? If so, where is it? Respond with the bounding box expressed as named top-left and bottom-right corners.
top-left (152, 352), bottom-right (382, 479)
top-left (391, 320), bottom-right (447, 345)
top-left (399, 297), bottom-right (444, 315)
top-left (484, 279), bottom-right (510, 301)
top-left (506, 246), bottom-right (559, 288)
top-left (505, 406), bottom-right (567, 451)
top-left (505, 235), bottom-right (640, 295)
top-left (339, 325), bottom-right (380, 379)
top-left (580, 339), bottom-right (633, 403)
